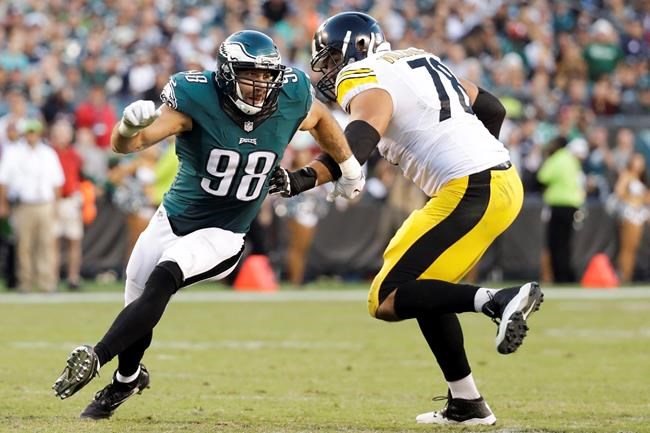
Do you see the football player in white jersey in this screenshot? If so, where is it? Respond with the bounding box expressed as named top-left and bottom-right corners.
top-left (270, 12), bottom-right (544, 426)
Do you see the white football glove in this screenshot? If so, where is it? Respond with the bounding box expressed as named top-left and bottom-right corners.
top-left (118, 100), bottom-right (161, 137)
top-left (327, 171), bottom-right (366, 201)
top-left (327, 155), bottom-right (365, 201)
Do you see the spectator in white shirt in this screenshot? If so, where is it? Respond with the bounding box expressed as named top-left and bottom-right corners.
top-left (0, 119), bottom-right (64, 292)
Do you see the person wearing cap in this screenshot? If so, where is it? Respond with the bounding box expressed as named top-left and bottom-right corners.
top-left (583, 18), bottom-right (624, 81)
top-left (0, 119), bottom-right (64, 292)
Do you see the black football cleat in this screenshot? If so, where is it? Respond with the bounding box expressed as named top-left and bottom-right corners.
top-left (53, 345), bottom-right (100, 399)
top-left (416, 391), bottom-right (496, 425)
top-left (482, 282), bottom-right (544, 354)
top-left (80, 364), bottom-right (150, 420)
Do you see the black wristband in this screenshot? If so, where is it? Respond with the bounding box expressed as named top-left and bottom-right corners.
top-left (291, 167), bottom-right (317, 194)
top-left (315, 153), bottom-right (342, 179)
top-left (315, 120), bottom-right (381, 180)
top-left (472, 87), bottom-right (506, 139)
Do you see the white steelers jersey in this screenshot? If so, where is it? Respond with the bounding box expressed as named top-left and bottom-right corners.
top-left (335, 48), bottom-right (510, 196)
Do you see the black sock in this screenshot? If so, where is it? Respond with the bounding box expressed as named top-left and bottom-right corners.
top-left (392, 279), bottom-right (479, 320)
top-left (117, 331), bottom-right (153, 377)
top-left (94, 261), bottom-right (183, 366)
top-left (417, 313), bottom-right (471, 382)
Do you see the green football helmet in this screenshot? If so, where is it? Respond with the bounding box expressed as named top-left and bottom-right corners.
top-left (216, 30), bottom-right (286, 117)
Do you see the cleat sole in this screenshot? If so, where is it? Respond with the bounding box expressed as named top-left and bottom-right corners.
top-left (52, 345), bottom-right (99, 399)
top-left (496, 282), bottom-right (543, 355)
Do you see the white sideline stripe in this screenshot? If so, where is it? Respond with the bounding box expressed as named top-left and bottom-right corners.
top-left (1, 287), bottom-right (650, 304)
top-left (544, 328), bottom-right (650, 339)
top-left (10, 340), bottom-right (362, 351)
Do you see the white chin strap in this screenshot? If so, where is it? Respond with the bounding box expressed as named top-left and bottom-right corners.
top-left (234, 83), bottom-right (263, 115)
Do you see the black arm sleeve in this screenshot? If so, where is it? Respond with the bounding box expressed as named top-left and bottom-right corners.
top-left (315, 120), bottom-right (381, 180)
top-left (472, 87), bottom-right (506, 139)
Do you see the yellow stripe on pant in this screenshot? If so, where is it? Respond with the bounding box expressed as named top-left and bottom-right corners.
top-left (368, 166), bottom-right (523, 317)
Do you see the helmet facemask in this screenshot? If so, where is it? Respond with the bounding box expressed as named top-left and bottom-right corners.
top-left (311, 47), bottom-right (345, 103)
top-left (310, 12), bottom-right (389, 103)
top-left (221, 62), bottom-right (285, 116)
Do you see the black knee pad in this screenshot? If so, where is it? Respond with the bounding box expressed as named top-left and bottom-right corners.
top-left (143, 261), bottom-right (184, 298)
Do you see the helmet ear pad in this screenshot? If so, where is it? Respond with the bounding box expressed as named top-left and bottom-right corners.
top-left (218, 63), bottom-right (236, 94)
top-left (355, 36), bottom-right (369, 54)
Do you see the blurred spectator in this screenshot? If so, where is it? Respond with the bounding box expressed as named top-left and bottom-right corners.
top-left (640, 78), bottom-right (650, 114)
top-left (74, 84), bottom-right (117, 149)
top-left (170, 16), bottom-right (209, 69)
top-left (583, 19), bottom-right (623, 81)
top-left (0, 88), bottom-right (31, 148)
top-left (51, 119), bottom-right (83, 290)
top-left (109, 147), bottom-right (159, 260)
top-left (75, 127), bottom-right (108, 186)
top-left (555, 33), bottom-right (589, 88)
top-left (0, 119), bottom-right (64, 292)
top-left (262, 0), bottom-right (294, 25)
top-left (275, 132), bottom-right (329, 285)
top-left (620, 15), bottom-right (648, 61)
top-left (41, 87), bottom-right (76, 125)
top-left (126, 49), bottom-right (157, 99)
top-left (591, 75), bottom-right (620, 115)
top-left (612, 153), bottom-right (649, 282)
top-left (537, 136), bottom-right (587, 282)
top-left (493, 53), bottom-right (529, 120)
top-left (524, 27), bottom-right (555, 74)
top-left (0, 96), bottom-right (25, 290)
top-left (612, 128), bottom-right (637, 172)
top-left (0, 28), bottom-right (29, 72)
top-left (616, 61), bottom-right (645, 114)
top-left (584, 126), bottom-right (615, 201)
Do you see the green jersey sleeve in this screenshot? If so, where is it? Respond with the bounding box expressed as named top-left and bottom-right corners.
top-left (160, 70), bottom-right (211, 116)
top-left (278, 67), bottom-right (313, 120)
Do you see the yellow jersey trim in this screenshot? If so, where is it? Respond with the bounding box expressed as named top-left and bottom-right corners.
top-left (336, 74), bottom-right (378, 106)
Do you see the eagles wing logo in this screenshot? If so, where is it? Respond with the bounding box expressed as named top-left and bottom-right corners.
top-left (244, 121), bottom-right (254, 132)
top-left (160, 81), bottom-right (177, 109)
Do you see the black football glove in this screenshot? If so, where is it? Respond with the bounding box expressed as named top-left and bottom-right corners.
top-left (268, 166), bottom-right (317, 197)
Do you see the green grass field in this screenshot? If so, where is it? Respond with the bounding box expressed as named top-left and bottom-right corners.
top-left (1, 283), bottom-right (649, 433)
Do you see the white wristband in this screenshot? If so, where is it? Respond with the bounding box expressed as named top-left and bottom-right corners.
top-left (339, 155), bottom-right (362, 178)
top-left (117, 120), bottom-right (141, 138)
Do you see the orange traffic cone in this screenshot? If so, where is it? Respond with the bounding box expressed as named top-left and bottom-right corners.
top-left (80, 180), bottom-right (97, 225)
top-left (233, 254), bottom-right (278, 292)
top-left (580, 253), bottom-right (619, 289)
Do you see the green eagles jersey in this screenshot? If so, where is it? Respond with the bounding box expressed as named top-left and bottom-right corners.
top-left (160, 68), bottom-right (312, 235)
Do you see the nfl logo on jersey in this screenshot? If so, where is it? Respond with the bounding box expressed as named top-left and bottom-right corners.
top-left (244, 121), bottom-right (254, 132)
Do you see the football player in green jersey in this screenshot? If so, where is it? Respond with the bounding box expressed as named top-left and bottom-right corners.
top-left (52, 30), bottom-right (364, 419)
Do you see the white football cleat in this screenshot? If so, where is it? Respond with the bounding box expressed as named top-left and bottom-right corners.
top-left (482, 282), bottom-right (544, 354)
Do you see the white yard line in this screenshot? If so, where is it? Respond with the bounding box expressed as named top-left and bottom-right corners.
top-left (1, 287), bottom-right (650, 304)
top-left (9, 340), bottom-right (363, 351)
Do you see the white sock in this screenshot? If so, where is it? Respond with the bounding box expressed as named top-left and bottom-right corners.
top-left (474, 287), bottom-right (497, 312)
top-left (448, 373), bottom-right (481, 400)
top-left (116, 366), bottom-right (141, 384)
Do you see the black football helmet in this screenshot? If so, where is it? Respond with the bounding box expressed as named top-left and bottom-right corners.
top-left (216, 30), bottom-right (286, 124)
top-left (311, 12), bottom-right (389, 102)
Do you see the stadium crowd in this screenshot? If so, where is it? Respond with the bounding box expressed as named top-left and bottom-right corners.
top-left (0, 0), bottom-right (648, 291)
